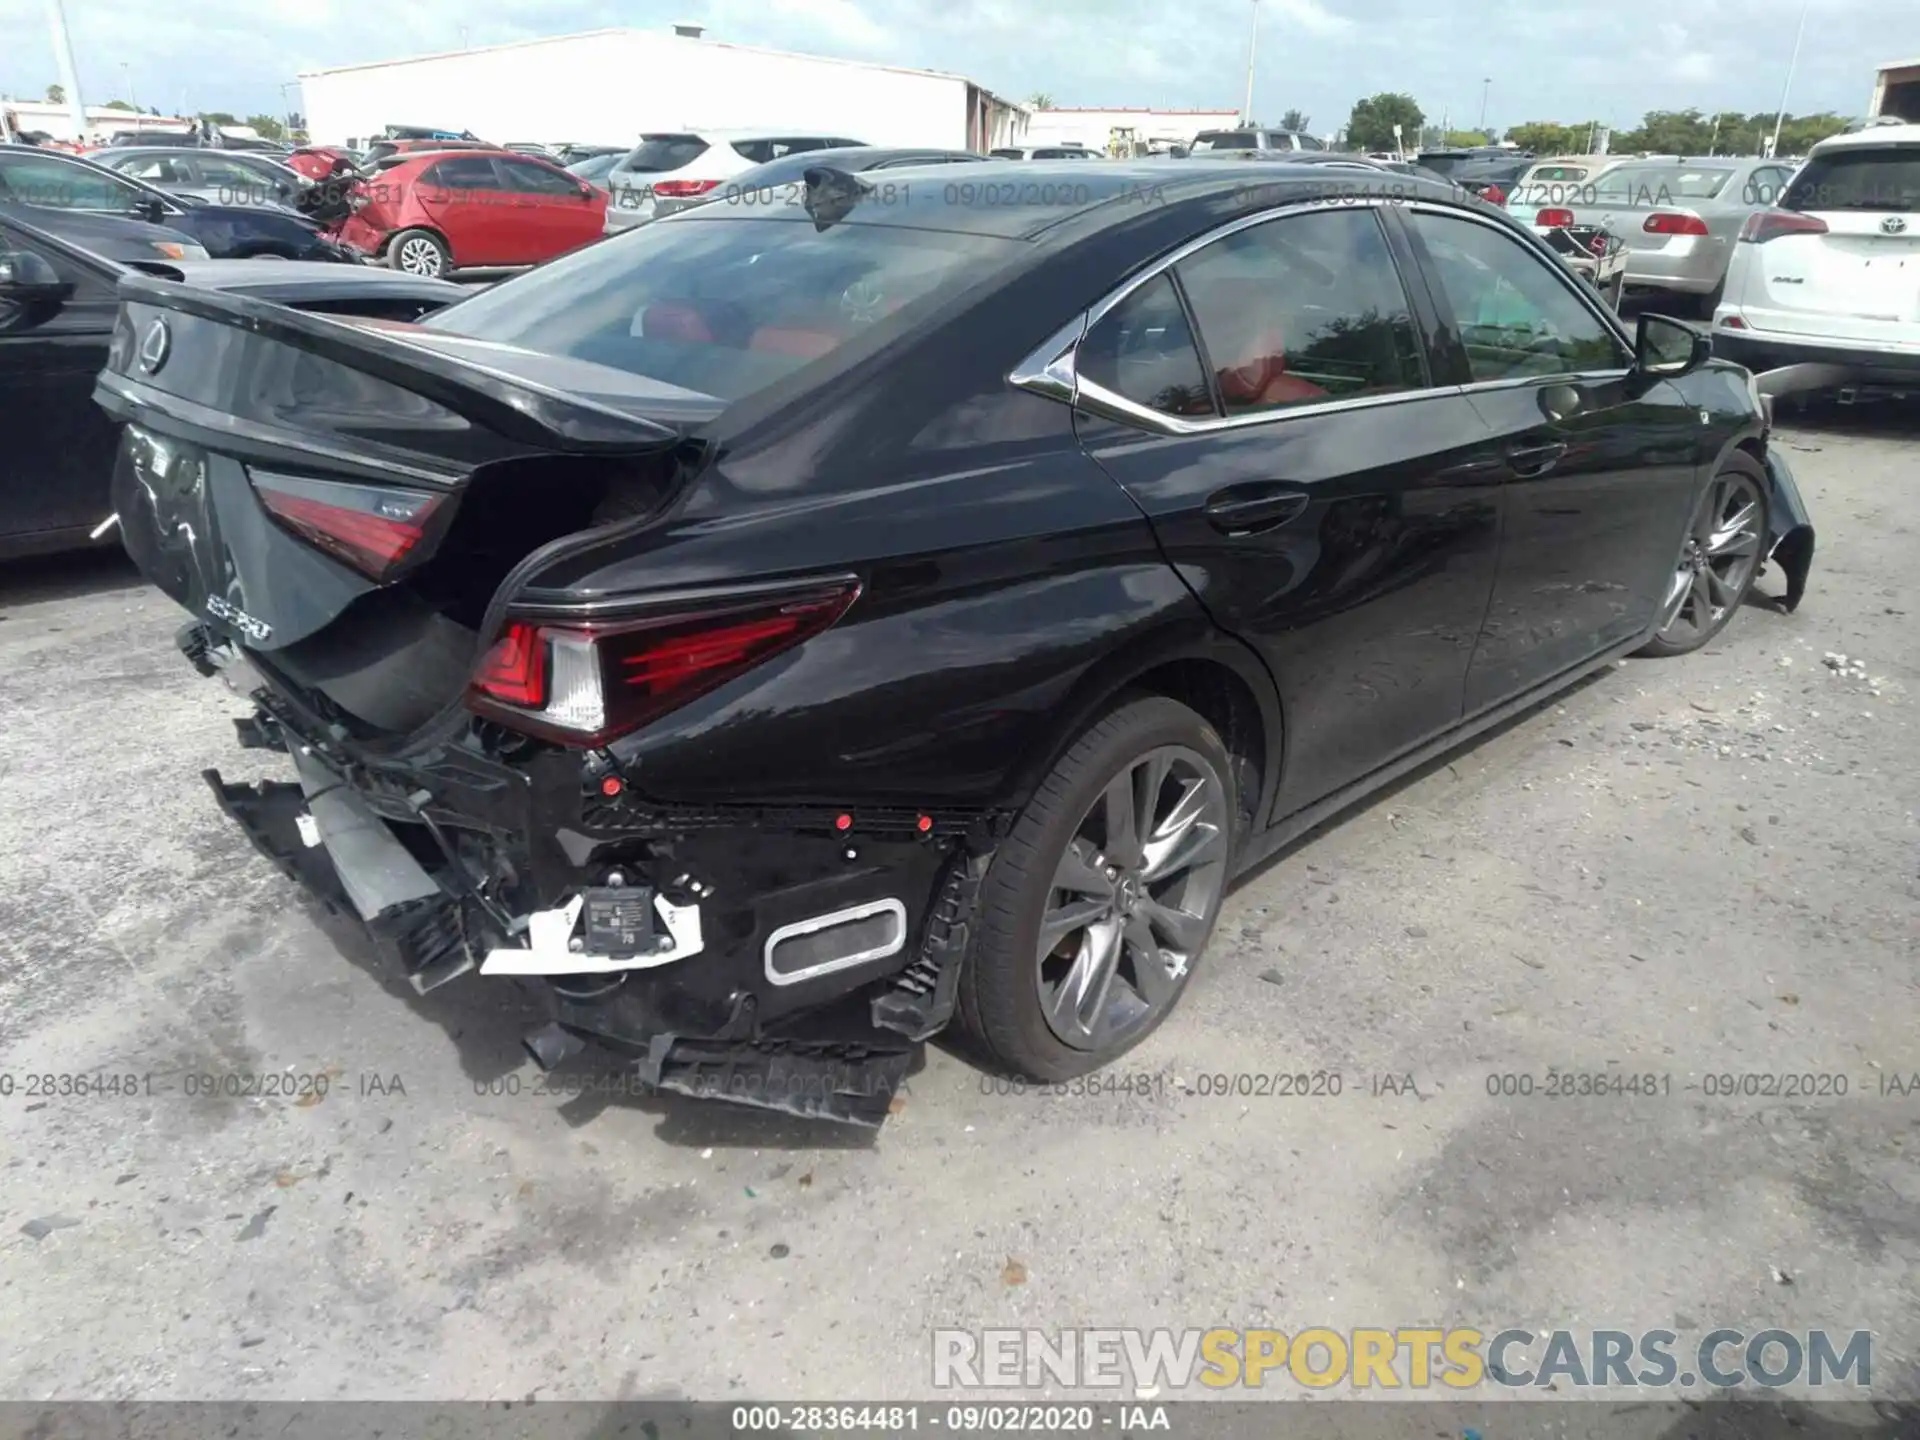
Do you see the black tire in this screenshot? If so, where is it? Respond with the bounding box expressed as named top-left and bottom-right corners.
top-left (1634, 452), bottom-right (1770, 658)
top-left (386, 228), bottom-right (449, 277)
top-left (953, 695), bottom-right (1236, 1081)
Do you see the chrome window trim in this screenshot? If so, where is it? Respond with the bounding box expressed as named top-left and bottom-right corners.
top-left (1011, 197), bottom-right (1457, 436)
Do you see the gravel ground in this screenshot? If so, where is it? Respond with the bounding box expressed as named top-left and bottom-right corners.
top-left (1, 403), bottom-right (1916, 1406)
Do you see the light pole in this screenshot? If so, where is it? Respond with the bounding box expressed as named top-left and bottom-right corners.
top-left (121, 61), bottom-right (136, 114)
top-left (1242, 0), bottom-right (1259, 125)
top-left (44, 0), bottom-right (88, 139)
top-left (1479, 77), bottom-right (1491, 133)
top-left (1769, 0), bottom-right (1811, 158)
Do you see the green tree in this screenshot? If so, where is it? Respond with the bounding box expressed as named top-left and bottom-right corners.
top-left (100, 99), bottom-right (136, 111)
top-left (45, 83), bottom-right (64, 104)
top-left (200, 110), bottom-right (237, 126)
top-left (246, 113), bottom-right (286, 140)
top-left (1279, 107), bottom-right (1311, 132)
top-left (1027, 92), bottom-right (1053, 110)
top-left (1444, 129), bottom-right (1489, 147)
top-left (1346, 92), bottom-right (1423, 152)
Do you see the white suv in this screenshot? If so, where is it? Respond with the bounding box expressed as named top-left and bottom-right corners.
top-left (603, 131), bottom-right (865, 232)
top-left (1713, 123), bottom-right (1920, 385)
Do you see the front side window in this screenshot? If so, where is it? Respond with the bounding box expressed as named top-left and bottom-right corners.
top-left (1191, 132), bottom-right (1257, 152)
top-left (1078, 273), bottom-right (1215, 419)
top-left (118, 154), bottom-right (187, 183)
top-left (1174, 207), bottom-right (1426, 416)
top-left (1407, 211), bottom-right (1629, 382)
top-left (424, 214), bottom-right (1018, 403)
top-left (500, 158), bottom-right (580, 196)
top-left (0, 154), bottom-right (146, 211)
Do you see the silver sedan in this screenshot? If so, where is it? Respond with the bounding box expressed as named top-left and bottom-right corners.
top-left (1538, 156), bottom-right (1800, 310)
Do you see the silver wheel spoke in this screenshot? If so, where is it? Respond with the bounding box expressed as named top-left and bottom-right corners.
top-left (1658, 566), bottom-right (1691, 629)
top-left (1139, 895), bottom-right (1206, 954)
top-left (1705, 564), bottom-right (1738, 610)
top-left (1142, 819), bottom-right (1224, 883)
top-left (1039, 896), bottom-right (1110, 951)
top-left (1141, 777), bottom-right (1206, 876)
top-left (1690, 567), bottom-right (1716, 622)
top-left (1102, 773), bottom-right (1143, 868)
top-left (1124, 914), bottom-right (1175, 1007)
top-left (1052, 843), bottom-right (1113, 899)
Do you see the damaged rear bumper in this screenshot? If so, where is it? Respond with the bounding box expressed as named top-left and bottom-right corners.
top-left (192, 629), bottom-right (998, 1126)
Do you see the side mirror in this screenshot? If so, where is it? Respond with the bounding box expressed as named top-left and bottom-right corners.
top-left (1633, 312), bottom-right (1710, 380)
top-left (139, 196), bottom-right (168, 223)
top-left (0, 249), bottom-right (72, 327)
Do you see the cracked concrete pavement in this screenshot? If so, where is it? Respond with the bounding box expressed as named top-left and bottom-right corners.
top-left (0, 403), bottom-right (1916, 1404)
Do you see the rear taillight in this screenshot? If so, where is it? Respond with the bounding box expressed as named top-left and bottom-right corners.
top-left (1739, 210), bottom-right (1830, 243)
top-left (469, 580), bottom-right (862, 746)
top-left (653, 179), bottom-right (721, 198)
top-left (1644, 212), bottom-right (1709, 236)
top-left (1480, 183), bottom-right (1507, 206)
top-left (252, 472), bottom-right (444, 580)
top-left (1537, 207), bottom-right (1575, 229)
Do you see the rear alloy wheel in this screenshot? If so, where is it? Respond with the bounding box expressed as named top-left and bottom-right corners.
top-left (388, 229), bottom-right (449, 277)
top-left (955, 696), bottom-right (1235, 1080)
top-left (1636, 454), bottom-right (1769, 657)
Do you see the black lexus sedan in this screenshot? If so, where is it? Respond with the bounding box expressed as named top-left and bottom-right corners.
top-left (0, 144), bottom-right (354, 262)
top-left (94, 161), bottom-right (1816, 1122)
top-left (0, 207), bottom-right (463, 558)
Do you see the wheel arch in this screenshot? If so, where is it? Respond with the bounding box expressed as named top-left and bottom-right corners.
top-left (1003, 617), bottom-right (1283, 852)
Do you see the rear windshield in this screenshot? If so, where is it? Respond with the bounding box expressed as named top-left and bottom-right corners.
top-left (620, 136), bottom-right (710, 173)
top-left (1415, 153), bottom-right (1474, 176)
top-left (1191, 132), bottom-right (1258, 151)
top-left (1594, 165), bottom-right (1731, 203)
top-left (1784, 148), bottom-right (1920, 212)
top-left (421, 213), bottom-right (1018, 403)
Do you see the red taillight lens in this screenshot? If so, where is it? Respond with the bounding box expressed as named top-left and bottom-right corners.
top-left (653, 179), bottom-right (721, 198)
top-left (1644, 212), bottom-right (1709, 236)
top-left (252, 472), bottom-right (444, 580)
top-left (1739, 210), bottom-right (1830, 243)
top-left (468, 580), bottom-right (862, 746)
top-left (472, 622), bottom-right (547, 708)
top-left (1536, 207), bottom-right (1575, 229)
top-left (1481, 183), bottom-right (1507, 206)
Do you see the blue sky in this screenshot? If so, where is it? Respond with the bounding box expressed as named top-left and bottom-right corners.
top-left (2, 0), bottom-right (1915, 135)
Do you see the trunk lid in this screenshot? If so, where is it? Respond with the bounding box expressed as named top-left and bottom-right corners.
top-left (96, 274), bottom-right (706, 737)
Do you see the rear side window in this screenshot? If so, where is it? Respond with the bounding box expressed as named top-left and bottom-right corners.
top-left (1174, 207), bottom-right (1426, 415)
top-left (425, 156), bottom-right (502, 190)
top-left (1078, 273), bottom-right (1216, 418)
top-left (1407, 211), bottom-right (1628, 382)
top-left (1784, 148), bottom-right (1920, 212)
top-left (1191, 131), bottom-right (1257, 151)
top-left (622, 136), bottom-right (709, 173)
top-left (424, 214), bottom-right (1019, 403)
top-left (0, 154), bottom-right (144, 210)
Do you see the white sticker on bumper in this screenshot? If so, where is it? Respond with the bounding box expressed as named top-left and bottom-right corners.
top-left (479, 892), bottom-right (705, 976)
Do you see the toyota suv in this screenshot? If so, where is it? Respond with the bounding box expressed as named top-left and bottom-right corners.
top-left (1188, 128), bottom-right (1324, 154)
top-left (1712, 123), bottom-right (1920, 387)
top-left (603, 131), bottom-right (866, 231)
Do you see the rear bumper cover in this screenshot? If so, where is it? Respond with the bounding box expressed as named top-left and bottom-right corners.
top-left (190, 629), bottom-right (996, 1125)
top-left (1712, 325), bottom-right (1920, 388)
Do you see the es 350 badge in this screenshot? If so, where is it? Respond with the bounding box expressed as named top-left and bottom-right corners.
top-left (205, 595), bottom-right (272, 642)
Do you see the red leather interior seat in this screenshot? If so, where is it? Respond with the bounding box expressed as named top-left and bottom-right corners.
top-left (642, 302), bottom-right (715, 343)
top-left (748, 326), bottom-right (842, 359)
top-left (1189, 282), bottom-right (1328, 410)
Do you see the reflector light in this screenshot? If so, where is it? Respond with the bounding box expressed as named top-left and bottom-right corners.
top-left (916, 815), bottom-right (933, 833)
top-left (1643, 212), bottom-right (1709, 236)
top-left (251, 471), bottom-right (443, 580)
top-left (467, 580), bottom-right (863, 747)
top-left (835, 813), bottom-right (854, 832)
top-left (601, 775), bottom-right (624, 796)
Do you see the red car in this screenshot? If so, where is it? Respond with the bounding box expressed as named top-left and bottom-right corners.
top-left (335, 148), bottom-right (608, 277)
top-left (287, 145), bottom-right (356, 182)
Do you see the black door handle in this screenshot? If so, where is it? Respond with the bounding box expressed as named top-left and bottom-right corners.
top-left (1204, 487), bottom-right (1310, 536)
top-left (1504, 440), bottom-right (1568, 478)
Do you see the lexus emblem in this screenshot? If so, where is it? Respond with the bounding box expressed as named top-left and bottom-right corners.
top-left (1883, 216), bottom-right (1908, 236)
top-left (137, 318), bottom-right (171, 375)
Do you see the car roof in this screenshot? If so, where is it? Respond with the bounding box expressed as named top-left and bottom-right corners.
top-left (674, 157), bottom-right (1464, 241)
top-left (160, 258), bottom-right (466, 298)
top-left (1811, 121), bottom-right (1920, 152)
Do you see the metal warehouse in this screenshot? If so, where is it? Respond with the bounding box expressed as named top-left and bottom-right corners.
top-left (298, 25), bottom-right (1031, 153)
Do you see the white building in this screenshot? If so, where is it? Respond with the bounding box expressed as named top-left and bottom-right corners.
top-left (1872, 58), bottom-right (1920, 121)
top-left (1023, 107), bottom-right (1245, 154)
top-left (298, 26), bottom-right (1029, 153)
top-left (0, 101), bottom-right (190, 143)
